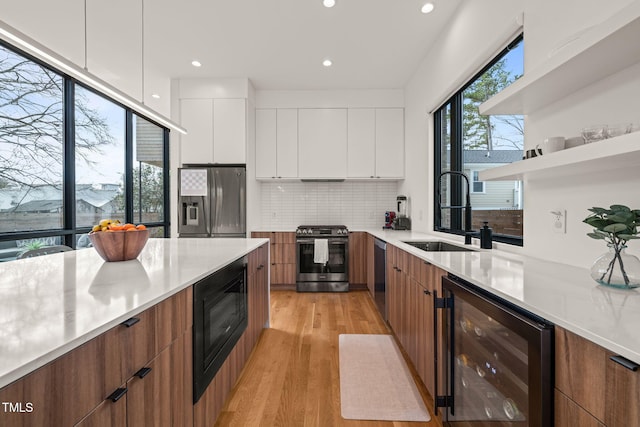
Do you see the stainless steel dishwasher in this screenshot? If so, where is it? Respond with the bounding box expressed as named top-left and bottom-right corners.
top-left (373, 238), bottom-right (386, 321)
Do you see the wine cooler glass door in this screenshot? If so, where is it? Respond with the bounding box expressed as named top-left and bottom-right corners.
top-left (439, 275), bottom-right (553, 427)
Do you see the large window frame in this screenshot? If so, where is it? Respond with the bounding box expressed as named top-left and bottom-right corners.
top-left (434, 34), bottom-right (524, 246)
top-left (0, 40), bottom-right (171, 249)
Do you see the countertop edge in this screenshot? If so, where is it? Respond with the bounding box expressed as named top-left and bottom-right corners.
top-left (365, 229), bottom-right (640, 364)
top-left (0, 238), bottom-right (269, 390)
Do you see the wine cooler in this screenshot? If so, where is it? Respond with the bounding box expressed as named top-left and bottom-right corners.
top-left (435, 274), bottom-right (553, 426)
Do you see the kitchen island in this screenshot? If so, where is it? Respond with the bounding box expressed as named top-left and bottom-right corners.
top-left (0, 237), bottom-right (268, 390)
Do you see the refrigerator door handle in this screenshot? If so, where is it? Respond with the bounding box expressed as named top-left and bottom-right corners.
top-left (208, 169), bottom-right (214, 235)
top-left (214, 172), bottom-right (223, 233)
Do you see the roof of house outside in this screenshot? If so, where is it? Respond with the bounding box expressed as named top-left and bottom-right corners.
top-left (0, 184), bottom-right (120, 212)
top-left (463, 150), bottom-right (522, 164)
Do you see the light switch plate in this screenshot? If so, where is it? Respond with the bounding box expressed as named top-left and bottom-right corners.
top-left (552, 209), bottom-right (566, 234)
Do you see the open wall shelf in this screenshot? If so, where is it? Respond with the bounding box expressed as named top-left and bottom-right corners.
top-left (479, 2), bottom-right (640, 115)
top-left (478, 132), bottom-right (640, 182)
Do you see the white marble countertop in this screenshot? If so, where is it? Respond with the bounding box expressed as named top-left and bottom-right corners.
top-left (0, 237), bottom-right (268, 389)
top-left (366, 229), bottom-right (640, 365)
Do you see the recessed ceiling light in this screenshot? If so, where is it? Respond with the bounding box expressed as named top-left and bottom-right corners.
top-left (151, 93), bottom-right (160, 99)
top-left (191, 60), bottom-right (202, 67)
top-left (323, 0), bottom-right (336, 7)
top-left (421, 2), bottom-right (435, 14)
top-left (323, 59), bottom-right (332, 67)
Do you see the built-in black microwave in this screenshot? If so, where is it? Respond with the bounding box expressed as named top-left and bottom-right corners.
top-left (193, 257), bottom-right (247, 403)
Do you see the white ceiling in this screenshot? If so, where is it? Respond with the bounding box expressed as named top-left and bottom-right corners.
top-left (1, 0), bottom-right (462, 101)
top-left (142, 0), bottom-right (462, 90)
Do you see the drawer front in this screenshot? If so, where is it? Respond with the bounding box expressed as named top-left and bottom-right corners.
top-left (555, 327), bottom-right (606, 422)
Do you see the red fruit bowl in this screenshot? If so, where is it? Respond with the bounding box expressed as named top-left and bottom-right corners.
top-left (88, 229), bottom-right (150, 262)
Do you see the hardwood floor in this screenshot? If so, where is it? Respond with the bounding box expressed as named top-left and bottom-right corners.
top-left (215, 290), bottom-right (440, 426)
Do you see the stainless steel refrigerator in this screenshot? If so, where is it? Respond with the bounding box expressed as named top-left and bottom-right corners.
top-left (178, 165), bottom-right (246, 238)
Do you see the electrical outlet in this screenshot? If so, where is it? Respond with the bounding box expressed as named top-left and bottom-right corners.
top-left (551, 209), bottom-right (566, 234)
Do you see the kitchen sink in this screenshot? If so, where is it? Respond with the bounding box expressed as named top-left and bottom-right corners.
top-left (402, 241), bottom-right (476, 252)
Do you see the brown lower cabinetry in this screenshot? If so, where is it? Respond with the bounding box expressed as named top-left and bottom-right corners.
top-left (252, 232), bottom-right (296, 286)
top-left (0, 287), bottom-right (192, 427)
top-left (385, 244), bottom-right (445, 404)
top-left (555, 390), bottom-right (605, 427)
top-left (193, 243), bottom-right (269, 426)
top-left (348, 231), bottom-right (367, 288)
top-left (555, 326), bottom-right (640, 427)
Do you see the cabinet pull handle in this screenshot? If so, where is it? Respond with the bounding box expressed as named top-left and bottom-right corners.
top-left (610, 355), bottom-right (640, 371)
top-left (424, 261), bottom-right (432, 265)
top-left (121, 317), bottom-right (140, 328)
top-left (135, 367), bottom-right (152, 378)
top-left (107, 387), bottom-right (128, 402)
top-left (424, 289), bottom-right (431, 295)
top-left (258, 264), bottom-right (264, 270)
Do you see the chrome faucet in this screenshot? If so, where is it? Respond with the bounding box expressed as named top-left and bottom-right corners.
top-left (437, 171), bottom-right (474, 245)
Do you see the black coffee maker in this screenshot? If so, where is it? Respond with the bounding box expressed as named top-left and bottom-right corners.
top-left (392, 195), bottom-right (411, 230)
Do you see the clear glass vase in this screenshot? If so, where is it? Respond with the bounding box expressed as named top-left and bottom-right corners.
top-left (590, 244), bottom-right (640, 289)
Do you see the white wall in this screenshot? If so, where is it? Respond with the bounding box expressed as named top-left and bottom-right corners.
top-left (258, 181), bottom-right (397, 230)
top-left (251, 89), bottom-right (404, 232)
top-left (255, 90), bottom-right (404, 109)
top-left (402, 0), bottom-right (524, 235)
top-left (522, 0), bottom-right (639, 267)
top-left (402, 0), bottom-right (640, 268)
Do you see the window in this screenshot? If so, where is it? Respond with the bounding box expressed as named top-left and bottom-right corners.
top-left (0, 43), bottom-right (64, 233)
top-left (75, 86), bottom-right (126, 228)
top-left (132, 115), bottom-right (166, 225)
top-left (471, 171), bottom-right (485, 193)
top-left (434, 35), bottom-right (524, 245)
top-left (0, 42), bottom-right (170, 260)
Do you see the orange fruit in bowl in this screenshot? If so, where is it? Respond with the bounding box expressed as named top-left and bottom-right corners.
top-left (136, 224), bottom-right (147, 230)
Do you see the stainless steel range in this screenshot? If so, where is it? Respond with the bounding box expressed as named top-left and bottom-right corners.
top-left (296, 225), bottom-right (349, 292)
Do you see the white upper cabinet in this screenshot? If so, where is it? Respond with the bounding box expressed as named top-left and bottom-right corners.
top-left (375, 108), bottom-right (404, 178)
top-left (255, 108), bottom-right (298, 178)
top-left (347, 109), bottom-right (376, 178)
top-left (180, 99), bottom-right (213, 164)
top-left (180, 98), bottom-right (246, 165)
top-left (276, 109), bottom-right (299, 178)
top-left (255, 106), bottom-right (403, 180)
top-left (213, 99), bottom-right (246, 163)
top-left (298, 109), bottom-right (347, 179)
top-left (255, 109), bottom-right (277, 178)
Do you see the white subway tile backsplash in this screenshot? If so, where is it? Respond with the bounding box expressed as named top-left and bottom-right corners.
top-left (259, 181), bottom-right (398, 229)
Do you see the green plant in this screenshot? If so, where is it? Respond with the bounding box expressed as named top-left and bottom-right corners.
top-left (17, 240), bottom-right (45, 256)
top-left (584, 204), bottom-right (640, 285)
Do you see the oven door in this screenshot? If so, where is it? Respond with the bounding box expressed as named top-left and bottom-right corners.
top-left (296, 237), bottom-right (348, 282)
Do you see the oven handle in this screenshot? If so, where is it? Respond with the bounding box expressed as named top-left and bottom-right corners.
top-left (296, 238), bottom-right (347, 244)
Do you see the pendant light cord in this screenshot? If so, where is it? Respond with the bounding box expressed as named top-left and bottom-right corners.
top-left (141, 0), bottom-right (145, 104)
top-left (83, 0), bottom-right (88, 70)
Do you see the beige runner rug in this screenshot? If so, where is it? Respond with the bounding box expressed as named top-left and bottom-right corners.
top-left (339, 334), bottom-right (431, 422)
